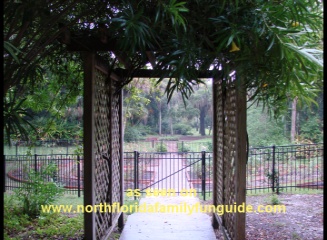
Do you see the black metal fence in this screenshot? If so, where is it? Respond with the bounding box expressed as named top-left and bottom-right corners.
top-left (247, 143), bottom-right (324, 193)
top-left (124, 151), bottom-right (212, 199)
top-left (4, 143), bottom-right (323, 198)
top-left (4, 154), bottom-right (83, 197)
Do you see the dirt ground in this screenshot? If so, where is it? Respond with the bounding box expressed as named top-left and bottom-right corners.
top-left (211, 193), bottom-right (324, 240)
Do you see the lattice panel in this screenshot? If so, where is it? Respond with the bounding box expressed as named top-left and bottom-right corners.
top-left (94, 66), bottom-right (112, 239)
top-left (213, 77), bottom-right (244, 240)
top-left (110, 90), bottom-right (122, 223)
top-left (223, 80), bottom-right (237, 239)
top-left (84, 53), bottom-right (123, 240)
top-left (91, 60), bottom-right (122, 239)
top-left (214, 79), bottom-right (224, 215)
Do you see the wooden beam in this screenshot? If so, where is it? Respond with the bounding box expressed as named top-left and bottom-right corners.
top-left (113, 68), bottom-right (222, 78)
top-left (110, 72), bottom-right (121, 82)
top-left (58, 23), bottom-right (71, 44)
top-left (66, 36), bottom-right (118, 51)
top-left (98, 23), bottom-right (108, 44)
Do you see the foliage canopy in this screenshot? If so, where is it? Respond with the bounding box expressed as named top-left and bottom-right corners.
top-left (3, 0), bottom-right (323, 141)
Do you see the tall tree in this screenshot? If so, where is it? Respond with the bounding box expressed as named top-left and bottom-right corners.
top-left (291, 97), bottom-right (298, 142)
top-left (148, 78), bottom-right (168, 135)
top-left (188, 84), bottom-right (212, 136)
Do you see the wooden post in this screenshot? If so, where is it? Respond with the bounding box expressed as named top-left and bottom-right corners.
top-left (234, 78), bottom-right (247, 240)
top-left (83, 52), bottom-right (96, 239)
top-left (118, 88), bottom-right (125, 229)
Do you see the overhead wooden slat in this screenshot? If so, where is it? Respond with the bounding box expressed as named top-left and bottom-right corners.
top-left (110, 72), bottom-right (121, 82)
top-left (113, 68), bottom-right (222, 79)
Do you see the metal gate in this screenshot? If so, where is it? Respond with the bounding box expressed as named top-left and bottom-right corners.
top-left (124, 151), bottom-right (213, 199)
top-left (83, 53), bottom-right (124, 239)
top-left (212, 77), bottom-right (247, 240)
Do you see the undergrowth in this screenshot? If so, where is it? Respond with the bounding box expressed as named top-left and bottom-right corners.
top-left (4, 194), bottom-right (84, 240)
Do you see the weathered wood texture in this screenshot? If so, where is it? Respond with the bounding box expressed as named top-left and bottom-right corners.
top-left (212, 77), bottom-right (247, 240)
top-left (84, 53), bottom-right (123, 240)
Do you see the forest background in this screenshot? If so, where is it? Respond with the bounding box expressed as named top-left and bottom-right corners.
top-left (5, 72), bottom-right (323, 148)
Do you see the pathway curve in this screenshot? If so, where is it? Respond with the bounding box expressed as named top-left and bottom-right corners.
top-left (119, 196), bottom-right (216, 240)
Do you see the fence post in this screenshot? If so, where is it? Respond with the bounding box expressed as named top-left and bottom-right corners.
top-left (34, 154), bottom-right (38, 173)
top-left (66, 140), bottom-right (69, 155)
top-left (134, 151), bottom-right (139, 200)
top-left (202, 151), bottom-right (206, 200)
top-left (272, 145), bottom-right (276, 193)
top-left (16, 143), bottom-right (18, 156)
top-left (182, 141), bottom-right (184, 152)
top-left (77, 155), bottom-right (81, 198)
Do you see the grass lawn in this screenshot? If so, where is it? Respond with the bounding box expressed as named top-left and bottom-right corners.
top-left (4, 145), bottom-right (79, 155)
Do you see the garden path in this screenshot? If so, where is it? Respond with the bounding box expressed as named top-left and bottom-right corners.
top-left (119, 196), bottom-right (216, 240)
top-left (145, 141), bottom-right (191, 194)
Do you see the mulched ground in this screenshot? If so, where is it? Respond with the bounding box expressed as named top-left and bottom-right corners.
top-left (211, 193), bottom-right (324, 240)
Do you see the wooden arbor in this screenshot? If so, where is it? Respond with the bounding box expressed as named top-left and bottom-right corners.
top-left (64, 33), bottom-right (247, 240)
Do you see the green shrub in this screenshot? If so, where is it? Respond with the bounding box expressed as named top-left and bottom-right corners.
top-left (137, 124), bottom-right (155, 136)
top-left (124, 126), bottom-right (142, 142)
top-left (269, 194), bottom-right (281, 205)
top-left (173, 123), bottom-right (193, 135)
top-left (266, 170), bottom-right (282, 194)
top-left (4, 195), bottom-right (30, 233)
top-left (178, 143), bottom-right (191, 152)
top-left (73, 144), bottom-right (83, 155)
top-left (156, 144), bottom-right (167, 152)
top-left (13, 164), bottom-right (65, 218)
top-left (4, 194), bottom-right (84, 239)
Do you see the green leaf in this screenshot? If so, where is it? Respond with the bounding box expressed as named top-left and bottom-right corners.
top-left (284, 43), bottom-right (323, 68)
top-left (4, 41), bottom-right (21, 63)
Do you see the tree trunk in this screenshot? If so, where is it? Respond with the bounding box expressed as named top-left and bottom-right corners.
top-left (199, 106), bottom-right (206, 136)
top-left (196, 117), bottom-right (199, 131)
top-left (291, 97), bottom-right (298, 142)
top-left (168, 102), bottom-right (173, 135)
top-left (158, 102), bottom-right (162, 135)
